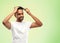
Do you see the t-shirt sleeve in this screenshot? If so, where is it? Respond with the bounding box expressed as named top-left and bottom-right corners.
top-left (26, 22), bottom-right (32, 28)
top-left (10, 22), bottom-right (14, 31)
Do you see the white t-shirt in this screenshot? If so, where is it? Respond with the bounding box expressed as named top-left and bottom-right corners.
top-left (11, 21), bottom-right (32, 43)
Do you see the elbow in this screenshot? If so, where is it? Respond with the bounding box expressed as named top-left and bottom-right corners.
top-left (2, 21), bottom-right (5, 25)
top-left (2, 21), bottom-right (6, 25)
top-left (38, 23), bottom-right (43, 27)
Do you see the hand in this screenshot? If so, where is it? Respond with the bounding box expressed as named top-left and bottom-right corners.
top-left (24, 8), bottom-right (31, 13)
top-left (13, 6), bottom-right (19, 13)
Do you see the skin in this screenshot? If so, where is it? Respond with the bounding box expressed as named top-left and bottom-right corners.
top-left (2, 6), bottom-right (43, 30)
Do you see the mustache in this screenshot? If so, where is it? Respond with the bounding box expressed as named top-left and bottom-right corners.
top-left (20, 16), bottom-right (24, 18)
top-left (18, 16), bottom-right (24, 19)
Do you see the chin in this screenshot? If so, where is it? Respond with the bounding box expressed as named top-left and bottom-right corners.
top-left (20, 19), bottom-right (23, 22)
top-left (17, 18), bottom-right (24, 22)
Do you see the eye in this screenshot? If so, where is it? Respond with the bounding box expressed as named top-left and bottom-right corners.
top-left (17, 13), bottom-right (23, 15)
top-left (17, 13), bottom-right (20, 15)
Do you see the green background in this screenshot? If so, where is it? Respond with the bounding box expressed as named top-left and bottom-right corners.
top-left (0, 0), bottom-right (60, 43)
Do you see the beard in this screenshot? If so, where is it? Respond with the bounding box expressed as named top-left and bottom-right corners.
top-left (17, 17), bottom-right (24, 22)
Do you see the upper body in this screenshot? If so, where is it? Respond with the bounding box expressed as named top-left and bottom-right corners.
top-left (11, 21), bottom-right (32, 43)
top-left (2, 6), bottom-right (43, 43)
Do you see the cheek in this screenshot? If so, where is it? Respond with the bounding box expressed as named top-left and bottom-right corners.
top-left (17, 16), bottom-right (20, 18)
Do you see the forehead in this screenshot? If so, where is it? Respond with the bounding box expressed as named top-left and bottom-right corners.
top-left (17, 9), bottom-right (23, 13)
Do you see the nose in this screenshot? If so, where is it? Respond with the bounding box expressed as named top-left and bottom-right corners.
top-left (20, 14), bottom-right (23, 16)
top-left (18, 14), bottom-right (24, 18)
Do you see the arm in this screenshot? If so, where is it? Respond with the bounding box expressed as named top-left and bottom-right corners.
top-left (25, 8), bottom-right (43, 28)
top-left (2, 7), bottom-right (18, 30)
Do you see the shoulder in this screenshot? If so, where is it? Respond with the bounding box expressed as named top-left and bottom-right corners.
top-left (23, 21), bottom-right (32, 27)
top-left (23, 21), bottom-right (32, 24)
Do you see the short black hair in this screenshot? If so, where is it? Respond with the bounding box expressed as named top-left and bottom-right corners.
top-left (17, 6), bottom-right (24, 10)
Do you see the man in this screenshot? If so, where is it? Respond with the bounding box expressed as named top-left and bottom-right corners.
top-left (2, 6), bottom-right (43, 43)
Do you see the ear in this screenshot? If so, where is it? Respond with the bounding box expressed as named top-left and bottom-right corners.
top-left (14, 13), bottom-right (17, 17)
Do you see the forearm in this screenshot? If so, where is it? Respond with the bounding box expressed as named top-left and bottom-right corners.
top-left (3, 6), bottom-right (19, 23)
top-left (27, 12), bottom-right (42, 26)
top-left (3, 12), bottom-right (14, 23)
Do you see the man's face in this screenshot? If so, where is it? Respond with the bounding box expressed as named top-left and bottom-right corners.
top-left (15, 9), bottom-right (24, 22)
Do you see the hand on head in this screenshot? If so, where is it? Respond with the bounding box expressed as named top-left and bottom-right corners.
top-left (13, 6), bottom-right (30, 14)
top-left (24, 8), bottom-right (30, 13)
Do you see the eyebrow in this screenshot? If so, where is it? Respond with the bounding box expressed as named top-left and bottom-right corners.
top-left (17, 13), bottom-right (23, 15)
